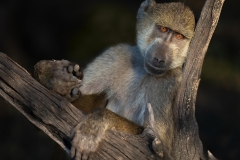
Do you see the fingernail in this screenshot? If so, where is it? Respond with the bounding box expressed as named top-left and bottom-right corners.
top-left (68, 66), bottom-right (74, 73)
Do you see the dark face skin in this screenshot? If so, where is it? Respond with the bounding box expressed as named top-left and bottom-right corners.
top-left (143, 25), bottom-right (190, 76)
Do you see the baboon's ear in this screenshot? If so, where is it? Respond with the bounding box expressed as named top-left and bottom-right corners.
top-left (137, 0), bottom-right (156, 19)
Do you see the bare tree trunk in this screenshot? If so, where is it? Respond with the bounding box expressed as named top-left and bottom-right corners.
top-left (172, 0), bottom-right (224, 159)
top-left (0, 0), bottom-right (224, 159)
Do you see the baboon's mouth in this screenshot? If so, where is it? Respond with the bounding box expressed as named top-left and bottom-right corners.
top-left (144, 61), bottom-right (166, 75)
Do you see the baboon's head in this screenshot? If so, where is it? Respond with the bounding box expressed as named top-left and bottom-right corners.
top-left (136, 0), bottom-right (195, 76)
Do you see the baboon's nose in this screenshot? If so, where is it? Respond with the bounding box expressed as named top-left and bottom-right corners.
top-left (154, 57), bottom-right (165, 64)
top-left (152, 57), bottom-right (165, 68)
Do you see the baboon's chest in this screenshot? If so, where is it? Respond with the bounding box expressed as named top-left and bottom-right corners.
top-left (106, 74), bottom-right (172, 125)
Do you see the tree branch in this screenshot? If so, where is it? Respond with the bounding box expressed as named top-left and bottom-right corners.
top-left (0, 53), bottom-right (159, 159)
top-left (172, 0), bottom-right (225, 159)
top-left (0, 0), bottom-right (224, 159)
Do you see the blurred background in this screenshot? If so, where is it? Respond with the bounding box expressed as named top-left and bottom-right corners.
top-left (0, 0), bottom-right (239, 159)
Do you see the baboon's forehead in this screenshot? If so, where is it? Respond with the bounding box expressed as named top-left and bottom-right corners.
top-left (148, 2), bottom-right (195, 39)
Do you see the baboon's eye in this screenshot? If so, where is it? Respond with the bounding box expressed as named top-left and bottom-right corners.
top-left (175, 33), bottom-right (184, 39)
top-left (159, 26), bottom-right (168, 33)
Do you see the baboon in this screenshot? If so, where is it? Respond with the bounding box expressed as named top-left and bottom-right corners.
top-left (34, 0), bottom-right (195, 159)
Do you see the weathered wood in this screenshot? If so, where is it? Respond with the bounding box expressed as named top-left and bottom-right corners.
top-left (172, 0), bottom-right (225, 159)
top-left (0, 0), bottom-right (224, 159)
top-left (0, 53), bottom-right (82, 152)
top-left (0, 52), bottom-right (158, 159)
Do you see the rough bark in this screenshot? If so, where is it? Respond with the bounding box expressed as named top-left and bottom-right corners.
top-left (0, 0), bottom-right (224, 159)
top-left (172, 0), bottom-right (225, 159)
top-left (0, 53), bottom-right (159, 159)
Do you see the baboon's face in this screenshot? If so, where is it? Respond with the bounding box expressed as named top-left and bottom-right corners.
top-left (136, 2), bottom-right (195, 76)
top-left (138, 23), bottom-right (191, 76)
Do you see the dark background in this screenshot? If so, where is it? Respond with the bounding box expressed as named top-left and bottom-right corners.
top-left (0, 0), bottom-right (239, 159)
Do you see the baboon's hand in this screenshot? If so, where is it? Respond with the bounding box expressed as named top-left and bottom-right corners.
top-left (70, 110), bottom-right (107, 160)
top-left (34, 60), bottom-right (83, 102)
